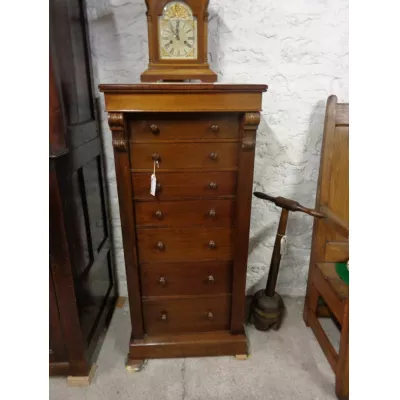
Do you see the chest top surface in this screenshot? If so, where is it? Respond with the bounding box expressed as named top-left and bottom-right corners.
top-left (99, 83), bottom-right (268, 113)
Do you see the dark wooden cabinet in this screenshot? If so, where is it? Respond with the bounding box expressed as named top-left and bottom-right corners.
top-left (99, 83), bottom-right (267, 365)
top-left (49, 0), bottom-right (117, 377)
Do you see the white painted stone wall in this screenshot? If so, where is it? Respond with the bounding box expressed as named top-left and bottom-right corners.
top-left (87, 0), bottom-right (348, 296)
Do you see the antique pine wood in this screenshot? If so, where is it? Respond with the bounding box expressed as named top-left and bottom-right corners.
top-left (303, 95), bottom-right (349, 400)
top-left (99, 83), bottom-right (267, 362)
top-left (141, 0), bottom-right (217, 82)
top-left (49, 0), bottom-right (117, 379)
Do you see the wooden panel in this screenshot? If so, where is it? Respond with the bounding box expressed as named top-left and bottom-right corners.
top-left (130, 142), bottom-right (239, 170)
top-left (49, 267), bottom-right (66, 363)
top-left (135, 199), bottom-right (236, 227)
top-left (142, 295), bottom-right (231, 334)
top-left (317, 263), bottom-right (349, 302)
top-left (137, 226), bottom-right (233, 263)
top-left (132, 171), bottom-right (237, 200)
top-left (99, 83), bottom-right (267, 93)
top-left (129, 113), bottom-right (239, 142)
top-left (112, 147), bottom-right (144, 339)
top-left (129, 330), bottom-right (247, 359)
top-left (325, 241), bottom-right (349, 262)
top-left (103, 92), bottom-right (264, 113)
top-left (140, 261), bottom-right (232, 297)
top-left (49, 55), bottom-right (67, 155)
top-left (230, 112), bottom-right (259, 334)
top-left (327, 126), bottom-right (349, 224)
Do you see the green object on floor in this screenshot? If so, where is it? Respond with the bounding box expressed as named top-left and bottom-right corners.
top-left (335, 262), bottom-right (349, 285)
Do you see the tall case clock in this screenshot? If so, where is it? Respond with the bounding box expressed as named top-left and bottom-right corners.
top-left (141, 0), bottom-right (217, 82)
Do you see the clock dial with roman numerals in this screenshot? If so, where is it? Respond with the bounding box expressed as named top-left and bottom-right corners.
top-left (158, 1), bottom-right (198, 60)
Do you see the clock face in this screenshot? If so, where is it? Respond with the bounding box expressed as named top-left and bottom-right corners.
top-left (158, 1), bottom-right (198, 60)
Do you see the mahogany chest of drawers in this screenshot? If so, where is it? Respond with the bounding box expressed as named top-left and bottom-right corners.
top-left (99, 83), bottom-right (267, 366)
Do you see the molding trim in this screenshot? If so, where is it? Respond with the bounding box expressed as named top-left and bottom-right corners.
top-left (108, 112), bottom-right (127, 151)
top-left (242, 112), bottom-right (261, 150)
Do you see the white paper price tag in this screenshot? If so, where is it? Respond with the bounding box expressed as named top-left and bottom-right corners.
top-left (280, 235), bottom-right (287, 256)
top-left (150, 173), bottom-right (157, 196)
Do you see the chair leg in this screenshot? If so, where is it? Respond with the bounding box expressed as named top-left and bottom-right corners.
top-left (305, 278), bottom-right (319, 327)
top-left (335, 300), bottom-right (349, 400)
top-left (303, 266), bottom-right (314, 326)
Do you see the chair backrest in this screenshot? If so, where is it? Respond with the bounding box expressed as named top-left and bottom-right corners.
top-left (310, 95), bottom-right (349, 264)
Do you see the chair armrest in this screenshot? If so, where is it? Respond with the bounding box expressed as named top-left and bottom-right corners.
top-left (253, 192), bottom-right (325, 218)
top-left (320, 206), bottom-right (349, 239)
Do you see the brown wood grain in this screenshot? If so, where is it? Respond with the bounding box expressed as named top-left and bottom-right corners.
top-left (129, 113), bottom-right (239, 142)
top-left (325, 241), bottom-right (349, 262)
top-left (132, 171), bottom-right (237, 200)
top-left (142, 295), bottom-right (231, 335)
top-left (230, 112), bottom-right (260, 334)
top-left (129, 330), bottom-right (247, 359)
top-left (103, 92), bottom-right (264, 113)
top-left (111, 124), bottom-right (145, 339)
top-left (140, 261), bottom-right (232, 297)
top-left (130, 142), bottom-right (239, 170)
top-left (135, 199), bottom-right (236, 227)
top-left (136, 226), bottom-right (233, 263)
top-left (99, 83), bottom-right (268, 93)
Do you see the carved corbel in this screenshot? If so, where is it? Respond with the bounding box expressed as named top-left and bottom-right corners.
top-left (108, 112), bottom-right (127, 151)
top-left (242, 112), bottom-right (261, 150)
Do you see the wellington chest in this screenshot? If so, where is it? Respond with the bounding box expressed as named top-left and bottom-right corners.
top-left (99, 83), bottom-right (267, 366)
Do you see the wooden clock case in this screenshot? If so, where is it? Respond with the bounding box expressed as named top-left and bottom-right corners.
top-left (140, 0), bottom-right (217, 82)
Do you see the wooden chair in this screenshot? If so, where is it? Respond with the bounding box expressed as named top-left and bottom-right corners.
top-left (303, 95), bottom-right (349, 399)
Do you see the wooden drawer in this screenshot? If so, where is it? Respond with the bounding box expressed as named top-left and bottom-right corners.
top-left (143, 295), bottom-right (231, 335)
top-left (130, 142), bottom-right (238, 170)
top-left (129, 113), bottom-right (239, 142)
top-left (132, 171), bottom-right (236, 200)
top-left (137, 227), bottom-right (233, 263)
top-left (140, 261), bottom-right (232, 297)
top-left (135, 199), bottom-right (235, 227)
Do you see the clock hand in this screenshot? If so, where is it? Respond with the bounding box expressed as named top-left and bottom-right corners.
top-left (169, 21), bottom-right (176, 39)
top-left (176, 20), bottom-right (180, 40)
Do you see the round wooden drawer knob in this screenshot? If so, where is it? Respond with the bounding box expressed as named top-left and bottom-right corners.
top-left (150, 124), bottom-right (159, 134)
top-left (207, 311), bottom-right (214, 320)
top-left (208, 240), bottom-right (216, 249)
top-left (161, 311), bottom-right (168, 321)
top-left (211, 125), bottom-right (219, 132)
top-left (157, 241), bottom-right (165, 251)
top-left (208, 209), bottom-right (216, 217)
top-left (159, 276), bottom-right (166, 286)
top-left (152, 153), bottom-right (161, 162)
top-left (209, 152), bottom-right (218, 160)
top-left (155, 210), bottom-right (163, 219)
top-left (209, 182), bottom-right (218, 189)
top-left (207, 275), bottom-right (215, 283)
